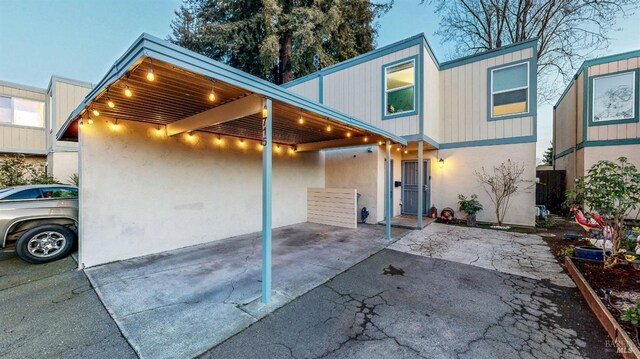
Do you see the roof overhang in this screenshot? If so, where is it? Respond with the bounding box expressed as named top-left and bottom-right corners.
top-left (57, 33), bottom-right (406, 150)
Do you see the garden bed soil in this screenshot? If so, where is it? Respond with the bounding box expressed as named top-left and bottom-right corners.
top-left (573, 259), bottom-right (640, 348)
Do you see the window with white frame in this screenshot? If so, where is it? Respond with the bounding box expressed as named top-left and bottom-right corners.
top-left (0, 96), bottom-right (44, 127)
top-left (384, 60), bottom-right (415, 116)
top-left (592, 71), bottom-right (635, 123)
top-left (490, 62), bottom-right (529, 118)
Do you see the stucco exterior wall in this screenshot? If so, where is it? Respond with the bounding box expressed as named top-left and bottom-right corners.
top-left (78, 119), bottom-right (324, 268)
top-left (438, 48), bottom-right (535, 144)
top-left (427, 142), bottom-right (536, 226)
top-left (48, 151), bottom-right (78, 183)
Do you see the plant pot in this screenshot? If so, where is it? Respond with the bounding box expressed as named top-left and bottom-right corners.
top-left (466, 214), bottom-right (477, 227)
top-left (574, 246), bottom-right (611, 261)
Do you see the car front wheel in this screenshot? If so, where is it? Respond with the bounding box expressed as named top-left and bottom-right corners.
top-left (15, 224), bottom-right (74, 264)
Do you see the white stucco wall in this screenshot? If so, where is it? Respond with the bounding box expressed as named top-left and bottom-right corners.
top-left (427, 142), bottom-right (537, 226)
top-left (78, 119), bottom-right (324, 267)
top-left (49, 151), bottom-right (78, 183)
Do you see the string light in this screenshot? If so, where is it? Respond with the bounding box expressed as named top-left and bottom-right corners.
top-left (146, 59), bottom-right (155, 81)
top-left (378, 140), bottom-right (383, 146)
top-left (124, 74), bottom-right (132, 97)
top-left (346, 132), bottom-right (352, 138)
top-left (209, 81), bottom-right (216, 102)
top-left (107, 99), bottom-right (115, 108)
top-left (404, 148), bottom-right (408, 154)
top-left (92, 109), bottom-right (100, 116)
top-left (396, 146), bottom-right (401, 151)
top-left (363, 137), bottom-right (368, 142)
top-left (298, 116), bottom-right (304, 125)
top-left (326, 125), bottom-right (332, 132)
top-left (87, 117), bottom-right (94, 125)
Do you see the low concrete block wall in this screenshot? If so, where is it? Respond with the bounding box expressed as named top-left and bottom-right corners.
top-left (307, 188), bottom-right (357, 229)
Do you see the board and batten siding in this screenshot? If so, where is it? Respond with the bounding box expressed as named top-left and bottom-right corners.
top-left (50, 79), bottom-right (92, 150)
top-left (321, 45), bottom-right (421, 137)
top-left (307, 187), bottom-right (357, 229)
top-left (423, 45), bottom-right (440, 142)
top-left (554, 81), bottom-right (578, 154)
top-left (286, 77), bottom-right (319, 102)
top-left (0, 82), bottom-right (46, 154)
top-left (439, 48), bottom-right (535, 144)
top-left (585, 56), bottom-right (640, 141)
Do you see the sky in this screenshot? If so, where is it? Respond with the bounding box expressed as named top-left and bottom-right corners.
top-left (1, 0), bottom-right (638, 159)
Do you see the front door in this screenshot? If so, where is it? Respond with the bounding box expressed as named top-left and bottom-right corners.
top-left (401, 160), bottom-right (430, 215)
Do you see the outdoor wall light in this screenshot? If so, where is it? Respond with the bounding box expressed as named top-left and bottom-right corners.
top-left (438, 158), bottom-right (445, 168)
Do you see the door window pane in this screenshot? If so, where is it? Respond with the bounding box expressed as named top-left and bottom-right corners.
top-left (592, 72), bottom-right (635, 122)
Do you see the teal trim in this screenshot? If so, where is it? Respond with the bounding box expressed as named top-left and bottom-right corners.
top-left (417, 140), bottom-right (423, 228)
top-left (57, 33), bottom-right (407, 146)
top-left (532, 41), bottom-right (538, 138)
top-left (419, 45), bottom-right (425, 136)
top-left (576, 141), bottom-right (585, 150)
top-left (554, 147), bottom-right (574, 160)
top-left (487, 58), bottom-right (535, 121)
top-left (582, 67), bottom-right (588, 143)
top-left (401, 134), bottom-right (439, 149)
top-left (584, 138), bottom-right (640, 147)
top-left (318, 75), bottom-right (323, 104)
top-left (262, 98), bottom-right (273, 304)
top-left (385, 140), bottom-right (391, 240)
top-left (439, 135), bottom-right (536, 149)
top-left (381, 55), bottom-right (420, 120)
top-left (554, 48), bottom-right (640, 108)
top-left (587, 69), bottom-right (639, 126)
top-left (439, 39), bottom-right (538, 70)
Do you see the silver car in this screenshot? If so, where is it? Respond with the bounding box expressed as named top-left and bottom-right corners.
top-left (0, 184), bottom-right (78, 264)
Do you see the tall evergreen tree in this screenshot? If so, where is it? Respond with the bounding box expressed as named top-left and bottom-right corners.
top-left (170, 0), bottom-right (392, 84)
top-left (542, 145), bottom-right (553, 166)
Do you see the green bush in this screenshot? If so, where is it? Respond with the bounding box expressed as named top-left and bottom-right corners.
top-left (0, 155), bottom-right (58, 188)
top-left (458, 194), bottom-right (483, 216)
top-left (622, 298), bottom-right (640, 328)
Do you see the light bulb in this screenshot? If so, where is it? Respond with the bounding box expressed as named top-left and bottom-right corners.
top-left (326, 126), bottom-right (331, 132)
top-left (124, 85), bottom-right (132, 97)
top-left (298, 116), bottom-right (304, 124)
top-left (208, 89), bottom-right (215, 102)
top-left (396, 146), bottom-right (400, 151)
top-left (146, 69), bottom-right (155, 81)
top-left (346, 132), bottom-right (351, 138)
top-left (363, 137), bottom-right (368, 142)
top-left (107, 100), bottom-right (115, 108)
top-left (92, 109), bottom-right (100, 116)
top-left (87, 118), bottom-right (94, 125)
top-left (378, 140), bottom-right (383, 146)
top-left (404, 149), bottom-right (408, 154)
top-left (261, 106), bottom-right (268, 118)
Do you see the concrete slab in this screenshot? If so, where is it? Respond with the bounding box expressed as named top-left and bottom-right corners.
top-left (203, 249), bottom-right (616, 359)
top-left (0, 252), bottom-right (135, 358)
top-left (378, 214), bottom-right (435, 229)
top-left (389, 223), bottom-right (575, 287)
top-left (85, 222), bottom-right (408, 359)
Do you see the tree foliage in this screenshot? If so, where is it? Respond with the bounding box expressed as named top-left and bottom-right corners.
top-left (423, 0), bottom-right (639, 101)
top-left (475, 159), bottom-right (531, 226)
top-left (170, 0), bottom-right (392, 84)
top-left (0, 155), bottom-right (58, 188)
top-left (570, 157), bottom-right (640, 267)
top-left (542, 145), bottom-right (553, 166)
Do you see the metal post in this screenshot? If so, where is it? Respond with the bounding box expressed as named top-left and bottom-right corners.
top-left (262, 98), bottom-right (272, 304)
top-left (417, 140), bottom-right (424, 229)
top-left (385, 140), bottom-right (391, 241)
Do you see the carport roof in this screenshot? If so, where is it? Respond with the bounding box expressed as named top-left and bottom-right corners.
top-left (57, 33), bottom-right (407, 149)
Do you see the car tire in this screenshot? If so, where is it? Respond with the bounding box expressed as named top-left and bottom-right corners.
top-left (15, 224), bottom-right (75, 264)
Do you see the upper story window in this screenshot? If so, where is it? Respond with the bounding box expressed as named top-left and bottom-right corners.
top-left (591, 71), bottom-right (636, 124)
top-left (0, 96), bottom-right (44, 128)
top-left (383, 58), bottom-right (416, 119)
top-left (490, 61), bottom-right (529, 119)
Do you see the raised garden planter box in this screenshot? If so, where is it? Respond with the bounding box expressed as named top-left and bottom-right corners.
top-left (565, 257), bottom-right (640, 358)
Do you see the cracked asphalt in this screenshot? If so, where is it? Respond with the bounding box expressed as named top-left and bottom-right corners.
top-left (203, 248), bottom-right (616, 359)
top-left (0, 251), bottom-right (136, 359)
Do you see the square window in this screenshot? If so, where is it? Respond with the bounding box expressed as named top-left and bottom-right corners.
top-left (384, 59), bottom-right (416, 116)
top-left (13, 98), bottom-right (44, 127)
top-left (0, 96), bottom-right (11, 124)
top-left (592, 72), bottom-right (635, 123)
top-left (490, 62), bottom-right (529, 118)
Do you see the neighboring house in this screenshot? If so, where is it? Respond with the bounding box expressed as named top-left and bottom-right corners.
top-left (553, 50), bottom-right (640, 193)
top-left (284, 34), bottom-right (538, 226)
top-left (0, 77), bottom-right (92, 182)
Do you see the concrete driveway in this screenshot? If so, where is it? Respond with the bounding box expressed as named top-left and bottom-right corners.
top-left (204, 248), bottom-right (615, 358)
top-left (85, 222), bottom-right (408, 359)
top-left (0, 252), bottom-right (135, 358)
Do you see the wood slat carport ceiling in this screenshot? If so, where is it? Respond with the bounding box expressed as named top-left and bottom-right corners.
top-left (86, 58), bottom-right (372, 146)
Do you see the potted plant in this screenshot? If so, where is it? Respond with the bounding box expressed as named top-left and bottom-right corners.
top-left (458, 194), bottom-right (483, 227)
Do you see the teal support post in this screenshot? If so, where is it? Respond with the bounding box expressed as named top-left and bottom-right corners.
top-left (385, 140), bottom-right (391, 241)
top-left (417, 140), bottom-right (424, 228)
top-left (262, 98), bottom-right (272, 304)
